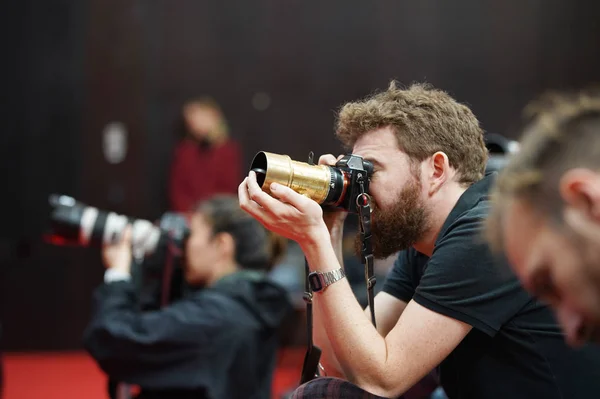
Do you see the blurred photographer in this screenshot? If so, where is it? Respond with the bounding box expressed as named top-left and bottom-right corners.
top-left (486, 90), bottom-right (600, 347)
top-left (240, 82), bottom-right (600, 398)
top-left (83, 194), bottom-right (292, 399)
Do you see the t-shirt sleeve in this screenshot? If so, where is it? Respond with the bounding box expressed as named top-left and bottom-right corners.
top-left (382, 250), bottom-right (417, 304)
top-left (413, 214), bottom-right (532, 337)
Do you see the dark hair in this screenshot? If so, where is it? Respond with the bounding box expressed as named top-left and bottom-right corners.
top-left (196, 194), bottom-right (286, 271)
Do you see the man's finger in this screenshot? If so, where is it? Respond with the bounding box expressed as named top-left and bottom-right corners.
top-left (240, 174), bottom-right (288, 226)
top-left (318, 154), bottom-right (338, 166)
top-left (246, 171), bottom-right (289, 212)
top-left (121, 224), bottom-right (133, 245)
top-left (239, 178), bottom-right (280, 231)
top-left (239, 177), bottom-right (266, 215)
top-left (269, 182), bottom-right (314, 211)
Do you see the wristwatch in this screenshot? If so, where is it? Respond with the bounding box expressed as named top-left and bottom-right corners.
top-left (308, 268), bottom-right (346, 293)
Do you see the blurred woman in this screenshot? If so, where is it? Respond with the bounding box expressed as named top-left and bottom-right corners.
top-left (169, 98), bottom-right (242, 212)
top-left (84, 194), bottom-right (292, 399)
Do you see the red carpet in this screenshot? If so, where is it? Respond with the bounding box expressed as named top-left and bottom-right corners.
top-left (3, 349), bottom-right (304, 399)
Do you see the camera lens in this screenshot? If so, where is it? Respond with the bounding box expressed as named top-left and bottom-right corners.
top-left (49, 203), bottom-right (85, 242)
top-left (251, 167), bottom-right (267, 185)
top-left (323, 168), bottom-right (347, 207)
top-left (250, 152), bottom-right (268, 187)
top-left (47, 194), bottom-right (162, 256)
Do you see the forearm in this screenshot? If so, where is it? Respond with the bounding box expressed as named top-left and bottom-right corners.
top-left (300, 235), bottom-right (391, 392)
top-left (312, 223), bottom-right (346, 377)
top-left (313, 296), bottom-right (344, 378)
top-left (330, 224), bottom-right (344, 266)
top-left (85, 282), bottom-right (141, 363)
top-left (92, 280), bottom-right (137, 315)
top-left (85, 285), bottom-right (212, 380)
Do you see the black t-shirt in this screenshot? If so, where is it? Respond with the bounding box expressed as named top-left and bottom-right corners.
top-left (382, 174), bottom-right (600, 399)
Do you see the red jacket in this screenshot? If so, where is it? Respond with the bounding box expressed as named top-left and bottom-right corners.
top-left (169, 138), bottom-right (242, 212)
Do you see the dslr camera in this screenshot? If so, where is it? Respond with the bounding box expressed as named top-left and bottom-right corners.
top-left (46, 194), bottom-right (190, 269)
top-left (250, 151), bottom-right (373, 214)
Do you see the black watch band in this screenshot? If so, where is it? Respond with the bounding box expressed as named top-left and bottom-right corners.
top-left (308, 268), bottom-right (346, 293)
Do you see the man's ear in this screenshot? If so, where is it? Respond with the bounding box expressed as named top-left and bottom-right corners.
top-left (559, 168), bottom-right (600, 221)
top-left (427, 151), bottom-right (450, 195)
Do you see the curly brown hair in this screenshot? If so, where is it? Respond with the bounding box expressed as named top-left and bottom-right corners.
top-left (335, 81), bottom-right (488, 185)
top-left (485, 89), bottom-right (600, 252)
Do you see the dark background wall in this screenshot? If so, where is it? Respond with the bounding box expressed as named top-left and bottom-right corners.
top-left (1, 0), bottom-right (599, 350)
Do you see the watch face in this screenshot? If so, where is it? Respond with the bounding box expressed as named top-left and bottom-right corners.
top-left (308, 272), bottom-right (323, 292)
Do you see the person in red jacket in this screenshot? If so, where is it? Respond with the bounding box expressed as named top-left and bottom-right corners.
top-left (169, 97), bottom-right (242, 212)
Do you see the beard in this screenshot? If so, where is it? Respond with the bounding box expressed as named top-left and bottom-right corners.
top-left (355, 179), bottom-right (431, 259)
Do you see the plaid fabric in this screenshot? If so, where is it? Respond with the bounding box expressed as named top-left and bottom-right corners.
top-left (290, 377), bottom-right (391, 399)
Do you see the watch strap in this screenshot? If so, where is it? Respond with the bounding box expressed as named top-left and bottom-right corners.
top-left (308, 268), bottom-right (346, 292)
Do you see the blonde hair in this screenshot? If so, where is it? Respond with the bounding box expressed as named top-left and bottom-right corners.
top-left (335, 81), bottom-right (488, 185)
top-left (485, 89), bottom-right (600, 252)
top-left (184, 97), bottom-right (229, 144)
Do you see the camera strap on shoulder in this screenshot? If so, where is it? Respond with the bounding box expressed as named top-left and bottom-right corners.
top-left (299, 154), bottom-right (377, 384)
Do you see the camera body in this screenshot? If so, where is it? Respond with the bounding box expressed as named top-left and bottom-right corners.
top-left (328, 154), bottom-right (374, 214)
top-left (250, 152), bottom-right (373, 214)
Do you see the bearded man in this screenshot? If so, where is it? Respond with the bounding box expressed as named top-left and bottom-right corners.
top-left (239, 82), bottom-right (600, 399)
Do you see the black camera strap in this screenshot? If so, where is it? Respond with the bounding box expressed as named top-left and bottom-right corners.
top-left (356, 175), bottom-right (377, 328)
top-left (160, 234), bottom-right (182, 308)
top-left (300, 258), bottom-right (323, 385)
top-left (299, 154), bottom-right (376, 384)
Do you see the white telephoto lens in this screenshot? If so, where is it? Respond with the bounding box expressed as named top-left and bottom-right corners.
top-left (102, 213), bottom-right (161, 256)
top-left (103, 213), bottom-right (128, 245)
top-left (131, 220), bottom-right (161, 256)
top-left (80, 207), bottom-right (99, 246)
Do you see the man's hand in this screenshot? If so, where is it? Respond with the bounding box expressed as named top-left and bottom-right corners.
top-left (238, 170), bottom-right (330, 248)
top-left (102, 225), bottom-right (133, 275)
top-left (319, 154), bottom-right (348, 235)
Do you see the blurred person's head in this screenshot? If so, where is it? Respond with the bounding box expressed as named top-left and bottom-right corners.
top-left (486, 90), bottom-right (600, 346)
top-left (184, 194), bottom-right (286, 286)
top-left (335, 81), bottom-right (487, 258)
top-left (183, 97), bottom-right (229, 146)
